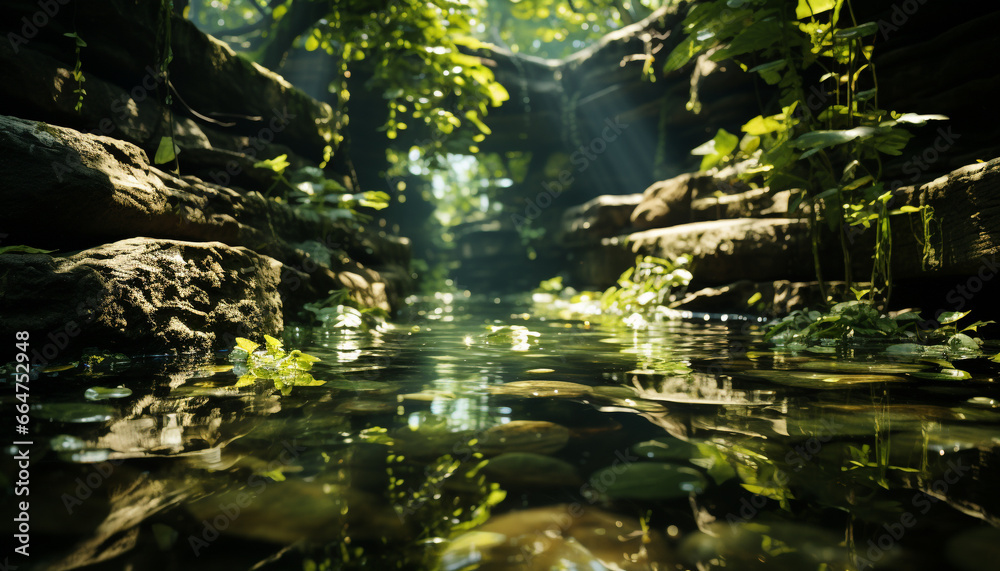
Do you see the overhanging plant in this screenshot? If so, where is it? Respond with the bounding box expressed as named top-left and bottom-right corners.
top-left (664, 0), bottom-right (943, 309)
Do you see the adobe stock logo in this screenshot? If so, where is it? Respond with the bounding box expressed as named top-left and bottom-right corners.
top-left (511, 116), bottom-right (629, 230)
top-left (6, 0), bottom-right (71, 54)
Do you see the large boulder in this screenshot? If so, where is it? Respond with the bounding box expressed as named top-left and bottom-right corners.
top-left (0, 115), bottom-right (408, 314)
top-left (0, 238), bottom-right (282, 356)
top-left (558, 193), bottom-right (643, 246)
top-left (0, 0), bottom-right (336, 163)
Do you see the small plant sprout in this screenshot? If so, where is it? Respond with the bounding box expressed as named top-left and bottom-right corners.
top-left (230, 335), bottom-right (325, 394)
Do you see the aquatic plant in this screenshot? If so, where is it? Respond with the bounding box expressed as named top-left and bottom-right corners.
top-left (600, 254), bottom-right (693, 314)
top-left (530, 255), bottom-right (692, 322)
top-left (301, 439), bottom-right (506, 569)
top-left (765, 301), bottom-right (991, 353)
top-left (230, 335), bottom-right (325, 394)
top-left (302, 289), bottom-right (390, 331)
top-left (485, 325), bottom-right (541, 351)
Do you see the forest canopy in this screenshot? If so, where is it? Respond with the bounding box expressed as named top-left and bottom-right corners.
top-left (184, 0), bottom-right (666, 154)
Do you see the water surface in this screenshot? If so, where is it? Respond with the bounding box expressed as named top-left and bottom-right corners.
top-left (4, 293), bottom-right (1000, 570)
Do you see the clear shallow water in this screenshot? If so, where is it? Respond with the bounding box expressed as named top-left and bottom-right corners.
top-left (3, 293), bottom-right (1000, 570)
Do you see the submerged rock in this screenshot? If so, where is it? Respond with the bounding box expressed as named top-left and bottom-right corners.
top-left (946, 526), bottom-right (1000, 571)
top-left (489, 380), bottom-right (593, 399)
top-left (186, 479), bottom-right (406, 545)
top-left (31, 403), bottom-right (116, 423)
top-left (740, 370), bottom-right (907, 389)
top-left (680, 521), bottom-right (855, 570)
top-left (438, 504), bottom-right (675, 570)
top-left (478, 421), bottom-right (571, 456)
top-left (632, 436), bottom-right (701, 461)
top-left (482, 453), bottom-right (582, 488)
top-left (585, 462), bottom-right (707, 501)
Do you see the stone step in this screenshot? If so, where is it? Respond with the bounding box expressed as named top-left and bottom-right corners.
top-left (558, 193), bottom-right (643, 245)
top-left (628, 218), bottom-right (813, 285)
top-left (0, 114), bottom-right (408, 320)
top-left (690, 187), bottom-right (792, 222)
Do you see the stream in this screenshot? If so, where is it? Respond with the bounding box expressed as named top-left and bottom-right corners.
top-left (4, 291), bottom-right (1000, 570)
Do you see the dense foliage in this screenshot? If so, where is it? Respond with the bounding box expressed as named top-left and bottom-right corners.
top-left (183, 0), bottom-right (668, 241)
top-left (664, 0), bottom-right (941, 307)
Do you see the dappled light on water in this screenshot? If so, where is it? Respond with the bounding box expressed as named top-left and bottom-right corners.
top-left (4, 293), bottom-right (1000, 570)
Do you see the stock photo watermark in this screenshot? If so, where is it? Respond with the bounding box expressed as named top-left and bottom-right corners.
top-left (6, 0), bottom-right (71, 54)
top-left (511, 115), bottom-right (629, 230)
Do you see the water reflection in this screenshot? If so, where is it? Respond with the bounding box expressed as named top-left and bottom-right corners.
top-left (2, 294), bottom-right (1000, 570)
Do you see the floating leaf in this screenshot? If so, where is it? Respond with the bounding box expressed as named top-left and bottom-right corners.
top-left (489, 381), bottom-right (592, 398)
top-left (947, 333), bottom-right (981, 354)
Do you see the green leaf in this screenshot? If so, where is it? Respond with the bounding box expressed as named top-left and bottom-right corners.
top-left (692, 128), bottom-right (739, 171)
top-left (793, 127), bottom-right (876, 152)
top-left (663, 36), bottom-right (701, 74)
top-left (947, 333), bottom-right (980, 354)
top-left (796, 0), bottom-right (840, 19)
top-left (892, 113), bottom-right (949, 125)
top-left (834, 22), bottom-right (879, 39)
top-left (153, 136), bottom-right (178, 164)
top-left (961, 320), bottom-right (995, 333)
top-left (0, 245), bottom-right (57, 255)
top-left (742, 114), bottom-right (783, 136)
top-left (304, 30), bottom-right (321, 52)
top-left (713, 19), bottom-right (782, 60)
top-left (235, 338), bottom-right (259, 354)
top-left (938, 311), bottom-right (970, 325)
top-left (254, 154), bottom-right (290, 174)
top-left (263, 334), bottom-right (284, 354)
top-left (464, 110), bottom-right (492, 135)
top-left (358, 190), bottom-right (391, 210)
top-left (910, 368), bottom-right (971, 381)
top-left (485, 81), bottom-right (509, 106)
top-left (64, 32), bottom-right (87, 47)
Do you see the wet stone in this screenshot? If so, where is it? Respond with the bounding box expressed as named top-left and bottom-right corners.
top-left (586, 462), bottom-right (707, 501)
top-left (439, 504), bottom-right (675, 570)
top-left (489, 380), bottom-right (593, 398)
top-left (478, 420), bottom-right (571, 456)
top-left (482, 452), bottom-right (582, 488)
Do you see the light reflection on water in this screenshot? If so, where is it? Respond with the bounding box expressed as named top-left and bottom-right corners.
top-left (2, 292), bottom-right (1000, 570)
